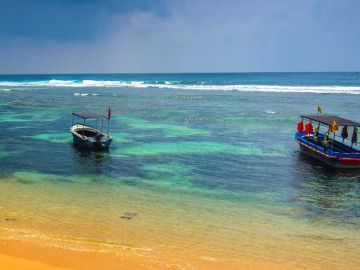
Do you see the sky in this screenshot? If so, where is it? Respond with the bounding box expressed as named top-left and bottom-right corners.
top-left (0, 0), bottom-right (359, 73)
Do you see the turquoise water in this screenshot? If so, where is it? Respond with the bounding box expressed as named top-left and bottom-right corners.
top-left (0, 73), bottom-right (359, 269)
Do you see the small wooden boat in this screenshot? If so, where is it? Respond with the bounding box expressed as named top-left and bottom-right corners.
top-left (295, 114), bottom-right (360, 169)
top-left (70, 111), bottom-right (112, 150)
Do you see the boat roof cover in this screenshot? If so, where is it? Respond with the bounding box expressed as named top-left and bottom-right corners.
top-left (72, 112), bottom-right (107, 119)
top-left (301, 115), bottom-right (360, 127)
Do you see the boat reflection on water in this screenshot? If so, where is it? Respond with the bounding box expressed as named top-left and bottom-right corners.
top-left (292, 151), bottom-right (359, 226)
top-left (70, 146), bottom-right (109, 175)
top-left (295, 150), bottom-right (360, 178)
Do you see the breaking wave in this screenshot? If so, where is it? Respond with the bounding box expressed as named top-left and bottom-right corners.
top-left (73, 93), bottom-right (99, 96)
top-left (1, 79), bottom-right (360, 94)
top-left (265, 110), bottom-right (277, 114)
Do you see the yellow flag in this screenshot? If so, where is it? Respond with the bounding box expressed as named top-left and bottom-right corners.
top-left (332, 120), bottom-right (339, 132)
top-left (317, 106), bottom-right (323, 114)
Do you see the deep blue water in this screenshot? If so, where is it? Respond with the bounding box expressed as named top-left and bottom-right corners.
top-left (1, 72), bottom-right (360, 87)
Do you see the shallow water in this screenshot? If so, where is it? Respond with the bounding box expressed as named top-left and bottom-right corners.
top-left (0, 73), bottom-right (360, 269)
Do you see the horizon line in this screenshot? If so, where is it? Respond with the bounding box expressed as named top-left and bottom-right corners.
top-left (0, 71), bottom-right (359, 76)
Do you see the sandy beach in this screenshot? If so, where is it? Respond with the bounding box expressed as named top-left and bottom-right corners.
top-left (0, 238), bottom-right (304, 270)
top-left (0, 238), bottom-right (159, 270)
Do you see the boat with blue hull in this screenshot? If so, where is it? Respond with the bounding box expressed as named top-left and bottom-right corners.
top-left (295, 115), bottom-right (360, 169)
top-left (70, 111), bottom-right (112, 151)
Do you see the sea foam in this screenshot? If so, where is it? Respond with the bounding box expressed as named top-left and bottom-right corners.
top-left (1, 80), bottom-right (360, 94)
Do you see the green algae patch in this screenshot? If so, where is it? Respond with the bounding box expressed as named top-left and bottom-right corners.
top-left (0, 111), bottom-right (60, 123)
top-left (0, 147), bottom-right (26, 160)
top-left (114, 142), bottom-right (264, 157)
top-left (0, 114), bottom-right (32, 123)
top-left (114, 116), bottom-right (210, 138)
top-left (14, 171), bottom-right (65, 184)
top-left (13, 171), bottom-right (57, 184)
top-left (138, 163), bottom-right (251, 199)
top-left (31, 133), bottom-right (71, 144)
top-left (0, 145), bottom-right (8, 159)
top-left (142, 163), bottom-right (192, 182)
top-left (0, 149), bottom-right (8, 159)
top-left (109, 133), bottom-right (133, 144)
top-left (12, 171), bottom-right (98, 185)
top-left (10, 171), bottom-right (152, 189)
top-left (143, 163), bottom-right (192, 176)
top-left (139, 163), bottom-right (193, 190)
top-left (6, 126), bottom-right (31, 130)
top-left (161, 125), bottom-right (210, 138)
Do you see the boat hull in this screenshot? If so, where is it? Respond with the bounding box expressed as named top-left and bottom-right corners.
top-left (295, 133), bottom-right (360, 169)
top-left (70, 125), bottom-right (112, 151)
top-left (72, 133), bottom-right (112, 150)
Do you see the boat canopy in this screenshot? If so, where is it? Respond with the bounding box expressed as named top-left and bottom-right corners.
top-left (301, 115), bottom-right (360, 127)
top-left (72, 112), bottom-right (107, 119)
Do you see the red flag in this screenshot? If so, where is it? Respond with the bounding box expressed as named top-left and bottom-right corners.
top-left (107, 107), bottom-right (111, 119)
top-left (297, 120), bottom-right (303, 133)
top-left (305, 122), bottom-right (313, 135)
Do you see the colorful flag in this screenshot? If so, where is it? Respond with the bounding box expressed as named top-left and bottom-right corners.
top-left (331, 120), bottom-right (339, 132)
top-left (108, 107), bottom-right (111, 119)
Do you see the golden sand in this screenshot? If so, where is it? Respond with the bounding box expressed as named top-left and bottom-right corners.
top-left (1, 175), bottom-right (359, 270)
top-left (0, 238), bottom-right (301, 270)
top-left (0, 255), bottom-right (69, 270)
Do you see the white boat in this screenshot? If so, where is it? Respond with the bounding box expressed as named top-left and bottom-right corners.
top-left (70, 111), bottom-right (112, 150)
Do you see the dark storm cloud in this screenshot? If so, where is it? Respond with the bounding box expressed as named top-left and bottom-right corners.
top-left (0, 0), bottom-right (359, 73)
top-left (0, 0), bottom-right (170, 40)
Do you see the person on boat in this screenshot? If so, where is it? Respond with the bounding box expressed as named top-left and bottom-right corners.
top-left (341, 126), bottom-right (348, 143)
top-left (95, 132), bottom-right (103, 144)
top-left (314, 126), bottom-right (320, 143)
top-left (352, 127), bottom-right (358, 146)
top-left (322, 130), bottom-right (330, 150)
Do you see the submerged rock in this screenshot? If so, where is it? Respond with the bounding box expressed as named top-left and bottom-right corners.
top-left (120, 212), bottom-right (137, 220)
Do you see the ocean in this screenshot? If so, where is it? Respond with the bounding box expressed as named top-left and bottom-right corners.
top-left (0, 72), bottom-right (359, 269)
